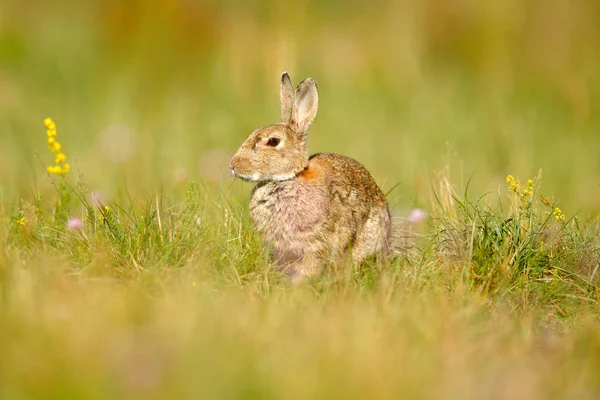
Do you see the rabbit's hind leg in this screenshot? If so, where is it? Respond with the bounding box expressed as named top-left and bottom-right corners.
top-left (351, 206), bottom-right (391, 264)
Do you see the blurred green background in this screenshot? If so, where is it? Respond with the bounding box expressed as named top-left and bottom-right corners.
top-left (2, 0), bottom-right (599, 212)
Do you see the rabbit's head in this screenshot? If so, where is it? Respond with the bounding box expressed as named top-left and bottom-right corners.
top-left (230, 72), bottom-right (318, 182)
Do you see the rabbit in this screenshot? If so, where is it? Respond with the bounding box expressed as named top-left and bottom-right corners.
top-left (230, 72), bottom-right (391, 281)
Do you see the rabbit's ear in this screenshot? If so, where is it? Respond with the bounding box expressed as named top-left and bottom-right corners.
top-left (292, 78), bottom-right (318, 137)
top-left (280, 72), bottom-right (295, 123)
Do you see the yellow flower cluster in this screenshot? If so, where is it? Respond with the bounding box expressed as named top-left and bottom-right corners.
top-left (553, 207), bottom-right (565, 222)
top-left (506, 175), bottom-right (567, 223)
top-left (506, 175), bottom-right (534, 199)
top-left (45, 118), bottom-right (70, 176)
top-left (506, 175), bottom-right (519, 193)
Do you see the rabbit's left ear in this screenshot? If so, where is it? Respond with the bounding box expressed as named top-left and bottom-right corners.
top-left (280, 72), bottom-right (295, 123)
top-left (292, 78), bottom-right (318, 138)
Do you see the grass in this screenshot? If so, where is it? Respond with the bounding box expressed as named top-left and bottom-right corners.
top-left (3, 159), bottom-right (600, 398)
top-left (2, 0), bottom-right (600, 398)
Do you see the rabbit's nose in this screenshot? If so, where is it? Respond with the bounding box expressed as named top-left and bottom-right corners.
top-left (230, 157), bottom-right (238, 174)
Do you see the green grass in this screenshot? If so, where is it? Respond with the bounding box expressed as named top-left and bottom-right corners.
top-left (2, 0), bottom-right (600, 398)
top-left (3, 168), bottom-right (599, 398)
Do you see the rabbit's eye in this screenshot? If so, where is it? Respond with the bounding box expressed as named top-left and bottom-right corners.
top-left (266, 138), bottom-right (280, 147)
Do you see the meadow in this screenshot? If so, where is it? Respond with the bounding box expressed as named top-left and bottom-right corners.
top-left (1, 1), bottom-right (600, 398)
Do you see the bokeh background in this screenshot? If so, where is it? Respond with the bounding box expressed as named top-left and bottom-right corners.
top-left (2, 0), bottom-right (599, 212)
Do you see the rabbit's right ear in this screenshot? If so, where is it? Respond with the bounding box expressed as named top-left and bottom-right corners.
top-left (280, 72), bottom-right (295, 123)
top-left (291, 78), bottom-right (318, 137)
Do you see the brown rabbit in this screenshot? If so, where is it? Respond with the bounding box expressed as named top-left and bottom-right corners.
top-left (230, 72), bottom-right (391, 281)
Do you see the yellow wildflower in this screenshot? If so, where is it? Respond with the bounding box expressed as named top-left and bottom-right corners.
top-left (522, 179), bottom-right (534, 197)
top-left (49, 141), bottom-right (61, 153)
top-left (506, 175), bottom-right (519, 193)
top-left (54, 152), bottom-right (66, 164)
top-left (553, 207), bottom-right (565, 222)
top-left (44, 118), bottom-right (69, 176)
top-left (44, 117), bottom-right (56, 131)
top-left (17, 217), bottom-right (25, 226)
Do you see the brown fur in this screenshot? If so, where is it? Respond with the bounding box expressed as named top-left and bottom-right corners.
top-left (230, 73), bottom-right (391, 281)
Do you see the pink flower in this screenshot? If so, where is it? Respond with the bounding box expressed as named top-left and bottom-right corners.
top-left (67, 218), bottom-right (83, 230)
top-left (407, 208), bottom-right (428, 224)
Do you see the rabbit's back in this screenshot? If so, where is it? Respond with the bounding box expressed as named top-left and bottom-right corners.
top-left (308, 152), bottom-right (387, 208)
